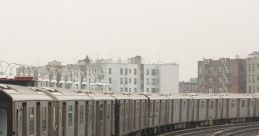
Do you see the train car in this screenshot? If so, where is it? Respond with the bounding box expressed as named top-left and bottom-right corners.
top-left (85, 91), bottom-right (115, 136)
top-left (191, 94), bottom-right (215, 126)
top-left (129, 93), bottom-right (149, 135)
top-left (253, 93), bottom-right (259, 120)
top-left (0, 84), bottom-right (53, 136)
top-left (110, 92), bottom-right (132, 136)
top-left (220, 94), bottom-right (239, 123)
top-left (238, 94), bottom-right (253, 119)
top-left (167, 94), bottom-right (192, 129)
top-left (38, 87), bottom-right (92, 136)
top-left (144, 93), bottom-right (169, 134)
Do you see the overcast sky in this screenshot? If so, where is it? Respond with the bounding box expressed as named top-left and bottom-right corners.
top-left (0, 0), bottom-right (259, 80)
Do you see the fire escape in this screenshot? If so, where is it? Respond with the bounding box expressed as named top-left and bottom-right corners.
top-left (220, 59), bottom-right (231, 93)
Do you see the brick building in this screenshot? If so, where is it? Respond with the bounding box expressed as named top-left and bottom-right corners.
top-left (198, 58), bottom-right (246, 93)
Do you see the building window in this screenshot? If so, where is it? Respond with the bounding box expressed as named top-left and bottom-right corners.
top-left (120, 88), bottom-right (123, 92)
top-left (29, 107), bottom-right (35, 135)
top-left (109, 68), bottom-right (112, 74)
top-left (151, 79), bottom-right (156, 85)
top-left (146, 88), bottom-right (149, 92)
top-left (125, 78), bottom-right (128, 84)
top-left (249, 75), bottom-right (251, 83)
top-left (129, 78), bottom-right (131, 84)
top-left (146, 69), bottom-right (149, 75)
top-left (125, 68), bottom-right (128, 75)
top-left (129, 69), bottom-right (131, 74)
top-left (209, 78), bottom-right (213, 84)
top-left (68, 105), bottom-right (73, 127)
top-left (218, 67), bottom-right (222, 73)
top-left (249, 64), bottom-right (251, 72)
top-left (152, 88), bottom-right (156, 93)
top-left (134, 69), bottom-right (137, 75)
top-left (120, 68), bottom-right (123, 75)
top-left (125, 88), bottom-right (128, 92)
top-left (253, 75), bottom-right (255, 82)
top-left (152, 69), bottom-right (156, 76)
top-left (257, 86), bottom-right (259, 92)
top-left (120, 78), bottom-right (123, 84)
top-left (134, 78), bottom-right (137, 85)
top-left (253, 64), bottom-right (255, 72)
top-left (109, 78), bottom-right (112, 84)
top-left (129, 88), bottom-right (131, 92)
top-left (249, 86), bottom-right (252, 93)
top-left (134, 88), bottom-right (137, 92)
top-left (146, 79), bottom-right (149, 85)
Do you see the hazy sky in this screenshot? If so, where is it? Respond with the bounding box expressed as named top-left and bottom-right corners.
top-left (0, 0), bottom-right (259, 80)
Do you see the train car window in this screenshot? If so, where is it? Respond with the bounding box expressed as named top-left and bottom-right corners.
top-left (52, 106), bottom-right (56, 129)
top-left (241, 100), bottom-right (246, 108)
top-left (231, 100), bottom-right (235, 108)
top-left (120, 103), bottom-right (124, 117)
top-left (107, 104), bottom-right (110, 119)
top-left (200, 101), bottom-right (205, 109)
top-left (42, 106), bottom-right (47, 133)
top-left (155, 104), bottom-right (158, 113)
top-left (68, 105), bottom-right (73, 127)
top-left (210, 101), bottom-right (214, 109)
top-left (174, 100), bottom-right (178, 111)
top-left (99, 104), bottom-right (103, 121)
top-left (80, 105), bottom-right (84, 125)
top-left (29, 107), bottom-right (35, 136)
top-left (183, 101), bottom-right (187, 110)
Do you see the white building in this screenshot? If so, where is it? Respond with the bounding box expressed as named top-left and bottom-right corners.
top-left (82, 56), bottom-right (179, 93)
top-left (143, 64), bottom-right (179, 93)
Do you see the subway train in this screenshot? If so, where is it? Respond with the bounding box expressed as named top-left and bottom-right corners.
top-left (0, 84), bottom-right (259, 136)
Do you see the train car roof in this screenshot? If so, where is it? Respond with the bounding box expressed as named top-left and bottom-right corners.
top-left (109, 92), bottom-right (131, 100)
top-left (129, 93), bottom-right (148, 100)
top-left (144, 93), bottom-right (169, 100)
top-left (252, 93), bottom-right (259, 98)
top-left (37, 87), bottom-right (92, 101)
top-left (83, 91), bottom-right (115, 100)
top-left (166, 93), bottom-right (193, 99)
top-left (190, 93), bottom-right (221, 99)
top-left (219, 93), bottom-right (254, 99)
top-left (0, 84), bottom-right (53, 101)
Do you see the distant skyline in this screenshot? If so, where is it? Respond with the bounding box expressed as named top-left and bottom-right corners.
top-left (0, 0), bottom-right (259, 80)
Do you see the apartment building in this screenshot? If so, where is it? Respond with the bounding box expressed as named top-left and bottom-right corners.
top-left (247, 52), bottom-right (259, 93)
top-left (198, 57), bottom-right (246, 93)
top-left (81, 56), bottom-right (179, 93)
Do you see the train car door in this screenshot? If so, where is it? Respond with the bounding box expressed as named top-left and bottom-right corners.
top-left (0, 108), bottom-right (7, 136)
